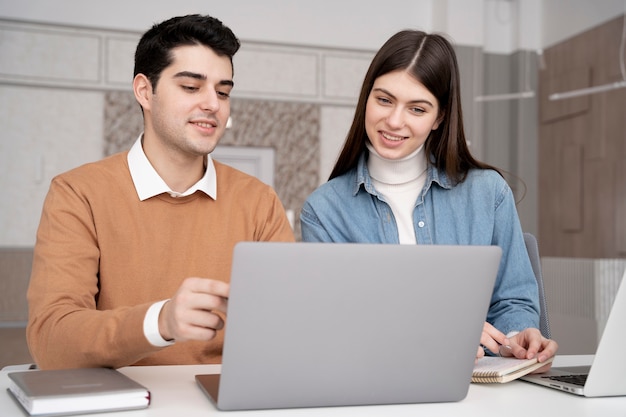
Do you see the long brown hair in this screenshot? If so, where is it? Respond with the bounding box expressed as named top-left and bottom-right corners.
top-left (329, 30), bottom-right (499, 182)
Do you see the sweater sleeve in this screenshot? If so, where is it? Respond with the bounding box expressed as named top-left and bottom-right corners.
top-left (27, 176), bottom-right (161, 369)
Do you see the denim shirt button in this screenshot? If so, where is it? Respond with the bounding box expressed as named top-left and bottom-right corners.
top-left (418, 221), bottom-right (425, 228)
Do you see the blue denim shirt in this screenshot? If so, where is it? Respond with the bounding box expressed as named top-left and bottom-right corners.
top-left (300, 153), bottom-right (539, 334)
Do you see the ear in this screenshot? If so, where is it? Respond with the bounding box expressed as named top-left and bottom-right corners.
top-left (133, 74), bottom-right (152, 111)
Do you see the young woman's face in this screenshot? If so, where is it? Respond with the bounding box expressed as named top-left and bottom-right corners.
top-left (365, 70), bottom-right (442, 160)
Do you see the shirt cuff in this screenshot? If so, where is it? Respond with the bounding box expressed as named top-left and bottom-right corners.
top-left (143, 300), bottom-right (175, 347)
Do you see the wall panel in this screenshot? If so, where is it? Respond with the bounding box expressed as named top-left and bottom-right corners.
top-left (539, 15), bottom-right (626, 258)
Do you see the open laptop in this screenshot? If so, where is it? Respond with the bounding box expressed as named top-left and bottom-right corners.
top-left (196, 242), bottom-right (502, 410)
top-left (521, 269), bottom-right (626, 396)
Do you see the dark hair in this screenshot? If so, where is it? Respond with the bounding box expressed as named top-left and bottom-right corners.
top-left (134, 14), bottom-right (240, 92)
top-left (329, 30), bottom-right (499, 183)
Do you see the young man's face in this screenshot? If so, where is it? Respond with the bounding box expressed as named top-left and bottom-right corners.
top-left (141, 44), bottom-right (234, 159)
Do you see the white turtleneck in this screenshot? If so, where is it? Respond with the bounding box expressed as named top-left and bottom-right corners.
top-left (366, 142), bottom-right (428, 244)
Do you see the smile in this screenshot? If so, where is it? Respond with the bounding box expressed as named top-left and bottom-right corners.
top-left (193, 121), bottom-right (216, 128)
top-left (381, 132), bottom-right (406, 142)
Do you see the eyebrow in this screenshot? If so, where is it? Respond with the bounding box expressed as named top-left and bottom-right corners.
top-left (173, 71), bottom-right (234, 87)
top-left (372, 87), bottom-right (434, 108)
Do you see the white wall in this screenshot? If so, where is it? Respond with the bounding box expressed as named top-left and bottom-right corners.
top-left (541, 0), bottom-right (625, 48)
top-left (441, 0), bottom-right (625, 53)
top-left (0, 0), bottom-right (432, 51)
top-left (0, 86), bottom-right (103, 246)
top-left (2, 0), bottom-right (624, 53)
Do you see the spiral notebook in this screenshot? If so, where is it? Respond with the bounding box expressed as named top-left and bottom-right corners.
top-left (473, 356), bottom-right (554, 383)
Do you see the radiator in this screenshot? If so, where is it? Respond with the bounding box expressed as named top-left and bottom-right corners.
top-left (541, 257), bottom-right (625, 350)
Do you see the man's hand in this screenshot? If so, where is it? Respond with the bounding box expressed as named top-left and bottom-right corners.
top-left (158, 277), bottom-right (230, 342)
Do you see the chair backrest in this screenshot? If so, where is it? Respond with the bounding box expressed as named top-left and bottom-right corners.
top-left (523, 232), bottom-right (551, 339)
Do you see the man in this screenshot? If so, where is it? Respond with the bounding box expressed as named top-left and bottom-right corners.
top-left (27, 14), bottom-right (294, 369)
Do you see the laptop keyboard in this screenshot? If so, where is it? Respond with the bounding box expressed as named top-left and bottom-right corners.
top-left (543, 374), bottom-right (588, 387)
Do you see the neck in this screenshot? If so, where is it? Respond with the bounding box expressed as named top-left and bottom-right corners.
top-left (141, 135), bottom-right (206, 193)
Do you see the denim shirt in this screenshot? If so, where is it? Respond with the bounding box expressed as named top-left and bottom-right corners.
top-left (300, 152), bottom-right (539, 334)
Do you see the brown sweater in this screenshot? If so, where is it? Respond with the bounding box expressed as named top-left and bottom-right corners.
top-left (27, 152), bottom-right (294, 369)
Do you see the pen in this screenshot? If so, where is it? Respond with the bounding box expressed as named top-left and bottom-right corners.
top-left (481, 343), bottom-right (512, 356)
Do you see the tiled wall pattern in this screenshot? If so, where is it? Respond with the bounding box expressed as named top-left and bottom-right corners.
top-left (220, 99), bottom-right (319, 231)
top-left (104, 91), bottom-right (143, 156)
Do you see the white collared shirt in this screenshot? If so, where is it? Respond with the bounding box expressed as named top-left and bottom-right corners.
top-left (127, 134), bottom-right (217, 201)
top-left (127, 134), bottom-right (217, 346)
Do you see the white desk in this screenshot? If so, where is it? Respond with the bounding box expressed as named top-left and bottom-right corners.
top-left (2, 355), bottom-right (625, 416)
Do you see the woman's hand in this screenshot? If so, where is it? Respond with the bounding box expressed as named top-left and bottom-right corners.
top-left (503, 328), bottom-right (559, 373)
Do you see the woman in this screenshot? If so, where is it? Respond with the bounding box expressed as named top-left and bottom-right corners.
top-left (300, 30), bottom-right (557, 369)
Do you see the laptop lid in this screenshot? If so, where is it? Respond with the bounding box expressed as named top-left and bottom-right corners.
top-left (521, 270), bottom-right (626, 397)
top-left (196, 242), bottom-right (502, 410)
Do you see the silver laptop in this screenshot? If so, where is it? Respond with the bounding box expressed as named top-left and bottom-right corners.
top-left (196, 242), bottom-right (502, 410)
top-left (521, 270), bottom-right (626, 396)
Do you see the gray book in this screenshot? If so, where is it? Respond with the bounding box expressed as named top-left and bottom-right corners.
top-left (7, 367), bottom-right (150, 416)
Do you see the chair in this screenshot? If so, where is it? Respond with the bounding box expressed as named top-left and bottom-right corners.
top-left (523, 232), bottom-right (551, 339)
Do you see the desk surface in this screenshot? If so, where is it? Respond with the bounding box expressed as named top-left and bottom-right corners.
top-left (2, 355), bottom-right (625, 416)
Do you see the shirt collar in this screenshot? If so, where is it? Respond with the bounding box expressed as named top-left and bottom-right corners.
top-left (127, 134), bottom-right (217, 201)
